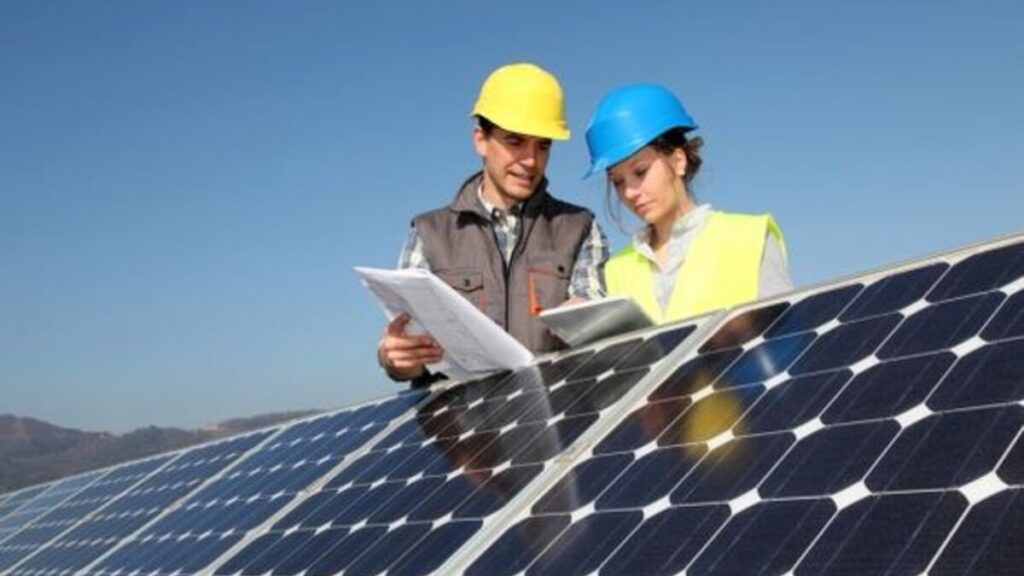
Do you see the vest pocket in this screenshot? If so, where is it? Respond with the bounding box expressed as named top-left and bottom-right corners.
top-left (526, 256), bottom-right (573, 314)
top-left (437, 269), bottom-right (485, 310)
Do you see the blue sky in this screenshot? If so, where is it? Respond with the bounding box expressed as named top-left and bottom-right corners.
top-left (2, 1), bottom-right (1021, 432)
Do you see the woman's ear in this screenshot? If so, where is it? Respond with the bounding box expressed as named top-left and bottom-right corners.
top-left (671, 147), bottom-right (688, 177)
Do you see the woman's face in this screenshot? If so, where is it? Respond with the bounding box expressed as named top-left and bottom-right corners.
top-left (608, 145), bottom-right (688, 227)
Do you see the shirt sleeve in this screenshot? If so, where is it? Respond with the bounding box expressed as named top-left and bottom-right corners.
top-left (758, 233), bottom-right (794, 298)
top-left (397, 225), bottom-right (431, 271)
top-left (568, 220), bottom-right (610, 300)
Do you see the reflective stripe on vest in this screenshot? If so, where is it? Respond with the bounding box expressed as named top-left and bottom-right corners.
top-left (605, 212), bottom-right (785, 324)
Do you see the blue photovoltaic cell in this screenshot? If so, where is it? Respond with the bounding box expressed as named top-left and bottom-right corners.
top-left (764, 284), bottom-right (863, 338)
top-left (0, 457), bottom-right (173, 573)
top-left (838, 262), bottom-right (948, 322)
top-left (90, 392), bottom-right (426, 576)
top-left (462, 237), bottom-right (1024, 576)
top-left (211, 325), bottom-right (694, 576)
top-left (930, 487), bottom-right (1024, 573)
top-left (9, 431), bottom-right (272, 576)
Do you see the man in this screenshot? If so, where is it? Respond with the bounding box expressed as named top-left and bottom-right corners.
top-left (378, 62), bottom-right (608, 385)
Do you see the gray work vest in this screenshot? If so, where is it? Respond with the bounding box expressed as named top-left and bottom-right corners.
top-left (414, 172), bottom-right (595, 354)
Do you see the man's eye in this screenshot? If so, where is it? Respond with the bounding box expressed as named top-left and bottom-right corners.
top-left (633, 167), bottom-right (648, 178)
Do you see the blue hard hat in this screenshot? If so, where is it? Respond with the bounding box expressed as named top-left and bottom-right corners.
top-left (583, 84), bottom-right (698, 179)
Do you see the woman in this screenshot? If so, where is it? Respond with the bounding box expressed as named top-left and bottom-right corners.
top-left (585, 84), bottom-right (792, 324)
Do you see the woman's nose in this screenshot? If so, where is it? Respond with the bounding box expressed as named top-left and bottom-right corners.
top-left (623, 184), bottom-right (641, 200)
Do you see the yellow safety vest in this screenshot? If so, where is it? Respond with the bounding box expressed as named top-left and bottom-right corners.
top-left (605, 212), bottom-right (786, 324)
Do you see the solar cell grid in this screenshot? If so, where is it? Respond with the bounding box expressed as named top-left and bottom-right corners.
top-left (0, 487), bottom-right (50, 525)
top-left (457, 235), bottom-right (1024, 576)
top-left (0, 471), bottom-right (107, 571)
top-left (210, 323), bottom-right (700, 576)
top-left (88, 392), bottom-right (425, 576)
top-left (6, 431), bottom-right (272, 576)
top-left (0, 473), bottom-right (100, 541)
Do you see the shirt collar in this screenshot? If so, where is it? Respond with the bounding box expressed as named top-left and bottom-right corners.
top-left (477, 185), bottom-right (523, 221)
top-left (632, 203), bottom-right (713, 252)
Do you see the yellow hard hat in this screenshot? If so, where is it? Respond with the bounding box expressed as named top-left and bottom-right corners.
top-left (471, 63), bottom-right (570, 141)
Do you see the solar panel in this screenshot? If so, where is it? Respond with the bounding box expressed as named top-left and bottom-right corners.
top-left (4, 232), bottom-right (1023, 575)
top-left (448, 233), bottom-right (1024, 575)
top-left (5, 432), bottom-right (271, 576)
top-left (0, 457), bottom-right (173, 572)
top-left (0, 487), bottom-right (51, 525)
top-left (83, 392), bottom-right (426, 576)
top-left (0, 471), bottom-right (106, 570)
top-left (207, 322), bottom-right (705, 576)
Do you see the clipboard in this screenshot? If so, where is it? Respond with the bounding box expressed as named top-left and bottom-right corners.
top-left (538, 296), bottom-right (654, 348)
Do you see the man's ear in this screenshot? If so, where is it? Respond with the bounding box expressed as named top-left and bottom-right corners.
top-left (472, 126), bottom-right (488, 158)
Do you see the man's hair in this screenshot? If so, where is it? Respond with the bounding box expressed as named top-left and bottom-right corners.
top-left (476, 115), bottom-right (497, 136)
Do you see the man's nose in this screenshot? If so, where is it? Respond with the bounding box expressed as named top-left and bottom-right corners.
top-left (518, 142), bottom-right (543, 166)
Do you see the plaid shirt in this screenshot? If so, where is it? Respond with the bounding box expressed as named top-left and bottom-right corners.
top-left (399, 188), bottom-right (608, 299)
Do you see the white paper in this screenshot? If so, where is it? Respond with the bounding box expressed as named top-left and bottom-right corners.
top-left (355, 266), bottom-right (535, 381)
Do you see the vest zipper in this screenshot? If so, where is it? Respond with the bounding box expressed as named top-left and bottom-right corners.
top-left (489, 214), bottom-right (527, 332)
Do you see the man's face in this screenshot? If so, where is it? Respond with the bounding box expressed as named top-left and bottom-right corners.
top-left (473, 125), bottom-right (552, 209)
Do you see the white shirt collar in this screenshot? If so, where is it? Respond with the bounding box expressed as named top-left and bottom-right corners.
top-left (477, 185), bottom-right (522, 220)
top-left (632, 203), bottom-right (713, 254)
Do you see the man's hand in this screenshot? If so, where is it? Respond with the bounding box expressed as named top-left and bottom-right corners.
top-left (378, 313), bottom-right (444, 381)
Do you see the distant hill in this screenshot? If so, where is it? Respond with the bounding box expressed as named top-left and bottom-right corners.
top-left (0, 411), bottom-right (320, 494)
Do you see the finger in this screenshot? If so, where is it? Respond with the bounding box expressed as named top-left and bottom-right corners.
top-left (384, 334), bottom-right (440, 351)
top-left (386, 313), bottom-right (412, 336)
top-left (390, 357), bottom-right (440, 371)
top-left (387, 348), bottom-right (444, 364)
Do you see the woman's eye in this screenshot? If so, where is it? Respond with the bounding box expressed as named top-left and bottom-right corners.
top-left (633, 167), bottom-right (647, 179)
